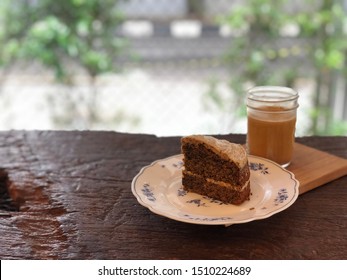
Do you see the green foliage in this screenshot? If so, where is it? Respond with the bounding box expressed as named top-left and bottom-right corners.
top-left (212, 0), bottom-right (347, 135)
top-left (0, 0), bottom-right (127, 81)
top-left (295, 0), bottom-right (346, 71)
top-left (0, 0), bottom-right (134, 130)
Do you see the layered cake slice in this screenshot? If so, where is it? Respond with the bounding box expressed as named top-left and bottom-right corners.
top-left (181, 135), bottom-right (251, 205)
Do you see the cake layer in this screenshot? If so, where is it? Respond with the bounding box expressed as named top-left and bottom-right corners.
top-left (182, 171), bottom-right (251, 205)
top-left (181, 137), bottom-right (250, 186)
top-left (182, 135), bottom-right (248, 167)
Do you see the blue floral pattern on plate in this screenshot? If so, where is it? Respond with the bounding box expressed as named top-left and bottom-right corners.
top-left (132, 154), bottom-right (299, 225)
top-left (274, 188), bottom-right (289, 205)
top-left (249, 162), bottom-right (269, 174)
top-left (141, 183), bottom-right (156, 202)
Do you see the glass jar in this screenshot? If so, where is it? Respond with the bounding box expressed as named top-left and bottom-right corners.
top-left (246, 86), bottom-right (299, 167)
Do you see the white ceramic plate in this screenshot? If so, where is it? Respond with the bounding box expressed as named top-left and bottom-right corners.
top-left (132, 154), bottom-right (299, 225)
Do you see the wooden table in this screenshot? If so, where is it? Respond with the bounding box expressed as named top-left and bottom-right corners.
top-left (0, 131), bottom-right (346, 259)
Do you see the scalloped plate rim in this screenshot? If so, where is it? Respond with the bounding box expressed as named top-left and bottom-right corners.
top-left (131, 154), bottom-right (300, 226)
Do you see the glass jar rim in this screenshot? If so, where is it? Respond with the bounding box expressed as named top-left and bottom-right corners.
top-left (247, 86), bottom-right (298, 102)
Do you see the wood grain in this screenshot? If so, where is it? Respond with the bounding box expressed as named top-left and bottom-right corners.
top-left (289, 143), bottom-right (347, 194)
top-left (0, 131), bottom-right (346, 260)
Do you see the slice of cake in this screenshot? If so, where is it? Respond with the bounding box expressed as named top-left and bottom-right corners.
top-left (181, 135), bottom-right (251, 205)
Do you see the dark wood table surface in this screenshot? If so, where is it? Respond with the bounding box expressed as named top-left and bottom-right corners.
top-left (0, 131), bottom-right (346, 260)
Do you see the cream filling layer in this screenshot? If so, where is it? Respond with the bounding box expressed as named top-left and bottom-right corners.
top-left (184, 170), bottom-right (250, 192)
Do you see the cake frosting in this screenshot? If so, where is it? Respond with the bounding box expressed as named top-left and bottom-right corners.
top-left (181, 135), bottom-right (251, 205)
top-left (187, 135), bottom-right (248, 168)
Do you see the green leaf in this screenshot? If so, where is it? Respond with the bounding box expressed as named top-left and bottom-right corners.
top-left (325, 49), bottom-right (344, 69)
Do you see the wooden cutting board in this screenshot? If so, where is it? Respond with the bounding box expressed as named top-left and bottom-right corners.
top-left (288, 143), bottom-right (347, 194)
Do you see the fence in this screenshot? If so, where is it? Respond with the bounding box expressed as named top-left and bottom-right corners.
top-left (0, 0), bottom-right (346, 135)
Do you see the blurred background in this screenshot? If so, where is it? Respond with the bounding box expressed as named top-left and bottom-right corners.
top-left (0, 0), bottom-right (346, 136)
